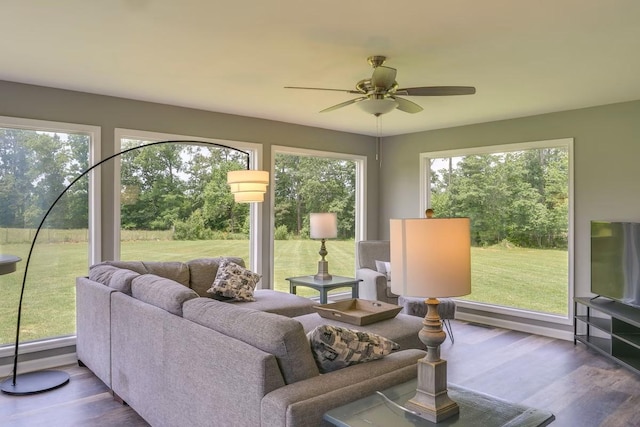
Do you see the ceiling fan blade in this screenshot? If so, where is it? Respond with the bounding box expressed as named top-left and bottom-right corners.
top-left (320, 97), bottom-right (367, 113)
top-left (285, 86), bottom-right (361, 94)
top-left (396, 86), bottom-right (476, 96)
top-left (371, 66), bottom-right (397, 91)
top-left (393, 96), bottom-right (423, 114)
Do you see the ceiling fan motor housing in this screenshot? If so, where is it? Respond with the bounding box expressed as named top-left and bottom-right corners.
top-left (367, 55), bottom-right (387, 68)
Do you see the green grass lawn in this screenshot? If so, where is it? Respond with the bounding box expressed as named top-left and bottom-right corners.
top-left (0, 239), bottom-right (568, 345)
top-left (466, 244), bottom-right (568, 314)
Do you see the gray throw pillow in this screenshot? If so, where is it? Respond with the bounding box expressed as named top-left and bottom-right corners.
top-left (307, 324), bottom-right (399, 373)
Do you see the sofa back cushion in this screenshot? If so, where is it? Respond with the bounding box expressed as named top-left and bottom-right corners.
top-left (89, 264), bottom-right (140, 294)
top-left (183, 298), bottom-right (319, 384)
top-left (106, 261), bottom-right (190, 287)
top-left (186, 257), bottom-right (245, 297)
top-left (131, 274), bottom-right (198, 316)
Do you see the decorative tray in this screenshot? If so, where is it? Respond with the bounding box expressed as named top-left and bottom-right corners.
top-left (313, 299), bottom-right (402, 326)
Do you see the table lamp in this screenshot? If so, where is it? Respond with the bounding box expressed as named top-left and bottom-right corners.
top-left (310, 213), bottom-right (338, 280)
top-left (390, 212), bottom-right (471, 423)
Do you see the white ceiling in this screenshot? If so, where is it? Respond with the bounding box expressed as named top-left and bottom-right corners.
top-left (2, 1), bottom-right (640, 136)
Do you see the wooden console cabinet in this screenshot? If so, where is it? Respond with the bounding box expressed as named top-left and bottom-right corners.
top-left (574, 296), bottom-right (640, 375)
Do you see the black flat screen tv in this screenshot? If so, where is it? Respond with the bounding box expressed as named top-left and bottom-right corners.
top-left (591, 221), bottom-right (640, 308)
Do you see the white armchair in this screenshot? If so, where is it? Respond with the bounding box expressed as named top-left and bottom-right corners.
top-left (355, 240), bottom-right (399, 304)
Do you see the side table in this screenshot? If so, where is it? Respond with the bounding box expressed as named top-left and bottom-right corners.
top-left (324, 379), bottom-right (555, 427)
top-left (0, 254), bottom-right (21, 275)
top-left (286, 275), bottom-right (361, 304)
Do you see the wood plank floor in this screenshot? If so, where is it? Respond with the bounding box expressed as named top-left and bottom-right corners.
top-left (1, 320), bottom-right (639, 426)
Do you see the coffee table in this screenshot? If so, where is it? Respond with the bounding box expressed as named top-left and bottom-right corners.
top-left (286, 275), bottom-right (361, 304)
top-left (324, 379), bottom-right (555, 427)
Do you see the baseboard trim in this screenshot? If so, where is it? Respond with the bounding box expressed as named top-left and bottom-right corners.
top-left (456, 312), bottom-right (573, 341)
top-left (0, 353), bottom-right (77, 378)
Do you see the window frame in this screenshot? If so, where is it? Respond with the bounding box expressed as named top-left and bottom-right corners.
top-left (270, 145), bottom-right (367, 289)
top-left (420, 138), bottom-right (575, 325)
top-left (113, 128), bottom-right (265, 273)
top-left (0, 115), bottom-right (100, 356)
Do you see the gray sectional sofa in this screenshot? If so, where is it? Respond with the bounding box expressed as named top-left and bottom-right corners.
top-left (76, 257), bottom-right (426, 427)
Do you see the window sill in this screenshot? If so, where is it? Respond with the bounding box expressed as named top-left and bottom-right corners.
top-left (0, 335), bottom-right (76, 359)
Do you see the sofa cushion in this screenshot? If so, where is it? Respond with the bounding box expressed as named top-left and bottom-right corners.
top-left (105, 260), bottom-right (191, 287)
top-left (186, 257), bottom-right (245, 297)
top-left (131, 274), bottom-right (198, 316)
top-left (109, 268), bottom-right (140, 294)
top-left (104, 260), bottom-right (148, 275)
top-left (307, 324), bottom-right (399, 373)
top-left (89, 264), bottom-right (121, 285)
top-left (89, 264), bottom-right (140, 294)
top-left (231, 290), bottom-right (316, 317)
top-left (183, 298), bottom-right (320, 384)
top-left (207, 260), bottom-right (260, 301)
top-left (142, 261), bottom-right (190, 287)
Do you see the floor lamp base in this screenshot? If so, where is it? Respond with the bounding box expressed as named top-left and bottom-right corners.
top-left (1, 370), bottom-right (70, 395)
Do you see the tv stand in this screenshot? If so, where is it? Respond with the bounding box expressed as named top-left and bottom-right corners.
top-left (574, 297), bottom-right (640, 375)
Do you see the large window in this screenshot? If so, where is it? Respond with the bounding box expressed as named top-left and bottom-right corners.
top-left (0, 117), bottom-right (99, 347)
top-left (421, 139), bottom-right (573, 320)
top-left (114, 130), bottom-right (263, 271)
top-left (271, 147), bottom-right (365, 297)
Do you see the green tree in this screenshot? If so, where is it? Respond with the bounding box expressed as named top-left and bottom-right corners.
top-left (0, 129), bottom-right (31, 227)
top-left (274, 154), bottom-right (356, 239)
top-left (120, 143), bottom-right (188, 230)
top-left (430, 147), bottom-right (568, 248)
top-left (119, 142), bottom-right (251, 238)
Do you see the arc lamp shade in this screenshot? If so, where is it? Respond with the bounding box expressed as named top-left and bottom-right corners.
top-left (227, 170), bottom-right (269, 203)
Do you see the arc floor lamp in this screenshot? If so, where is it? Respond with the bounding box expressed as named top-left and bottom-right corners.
top-left (0, 140), bottom-right (268, 395)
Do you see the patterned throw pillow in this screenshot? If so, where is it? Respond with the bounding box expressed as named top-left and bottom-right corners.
top-left (375, 260), bottom-right (392, 281)
top-left (206, 260), bottom-right (261, 302)
top-left (307, 324), bottom-right (399, 373)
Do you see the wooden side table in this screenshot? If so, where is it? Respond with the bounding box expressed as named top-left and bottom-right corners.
top-left (286, 275), bottom-right (361, 304)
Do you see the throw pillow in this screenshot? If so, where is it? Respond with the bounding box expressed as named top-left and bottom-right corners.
top-left (307, 324), bottom-right (399, 373)
top-left (375, 260), bottom-right (392, 281)
top-left (206, 260), bottom-right (261, 301)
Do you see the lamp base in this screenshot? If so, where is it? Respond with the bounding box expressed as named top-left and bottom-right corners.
top-left (0, 370), bottom-right (70, 395)
top-left (406, 297), bottom-right (458, 423)
top-left (405, 358), bottom-right (459, 422)
top-left (314, 260), bottom-right (332, 281)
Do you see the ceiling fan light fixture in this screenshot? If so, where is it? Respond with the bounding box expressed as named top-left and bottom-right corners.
top-left (357, 98), bottom-right (399, 116)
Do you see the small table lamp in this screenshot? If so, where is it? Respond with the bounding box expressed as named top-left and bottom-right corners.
top-left (310, 213), bottom-right (338, 281)
top-left (390, 215), bottom-right (471, 423)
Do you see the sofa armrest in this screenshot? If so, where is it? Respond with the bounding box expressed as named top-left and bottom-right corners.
top-left (261, 349), bottom-right (426, 427)
top-left (356, 267), bottom-right (388, 301)
top-left (76, 277), bottom-right (116, 387)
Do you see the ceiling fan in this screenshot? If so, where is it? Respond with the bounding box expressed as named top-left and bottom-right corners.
top-left (285, 55), bottom-right (476, 116)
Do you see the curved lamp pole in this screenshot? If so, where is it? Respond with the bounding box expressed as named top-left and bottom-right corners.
top-left (0, 140), bottom-right (268, 395)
